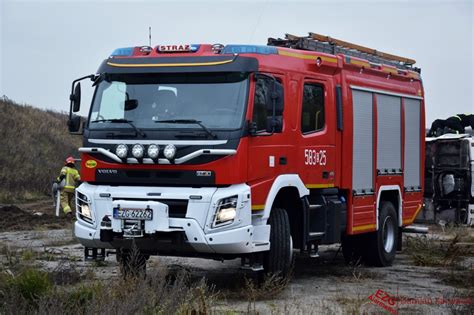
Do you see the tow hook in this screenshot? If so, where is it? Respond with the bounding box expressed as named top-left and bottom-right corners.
top-left (123, 222), bottom-right (144, 237)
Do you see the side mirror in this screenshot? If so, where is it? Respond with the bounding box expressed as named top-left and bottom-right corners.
top-left (273, 82), bottom-right (284, 114)
top-left (252, 73), bottom-right (285, 136)
top-left (71, 82), bottom-right (81, 112)
top-left (265, 81), bottom-right (284, 133)
top-left (264, 81), bottom-right (283, 113)
top-left (124, 99), bottom-right (138, 111)
top-left (68, 114), bottom-right (83, 134)
top-left (266, 116), bottom-right (283, 133)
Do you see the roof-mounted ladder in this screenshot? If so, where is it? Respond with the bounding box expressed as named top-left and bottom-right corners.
top-left (267, 32), bottom-right (421, 73)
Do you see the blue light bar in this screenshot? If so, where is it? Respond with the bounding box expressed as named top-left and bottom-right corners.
top-left (221, 45), bottom-right (278, 55)
top-left (110, 47), bottom-right (134, 57)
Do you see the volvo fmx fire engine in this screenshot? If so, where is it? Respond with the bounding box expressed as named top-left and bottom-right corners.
top-left (68, 33), bottom-right (426, 275)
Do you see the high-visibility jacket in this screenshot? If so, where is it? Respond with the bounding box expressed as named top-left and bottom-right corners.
top-left (58, 166), bottom-right (80, 193)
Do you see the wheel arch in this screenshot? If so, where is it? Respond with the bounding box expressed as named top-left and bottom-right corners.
top-left (376, 185), bottom-right (402, 228)
top-left (261, 174), bottom-right (309, 222)
top-left (259, 175), bottom-right (308, 249)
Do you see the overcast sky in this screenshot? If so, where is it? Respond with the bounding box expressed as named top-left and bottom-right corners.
top-left (0, 0), bottom-right (473, 124)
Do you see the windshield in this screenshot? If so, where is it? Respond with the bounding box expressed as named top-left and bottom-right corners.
top-left (88, 72), bottom-right (249, 130)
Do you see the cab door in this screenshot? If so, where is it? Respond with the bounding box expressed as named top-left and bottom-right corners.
top-left (298, 78), bottom-right (337, 188)
top-left (247, 74), bottom-right (290, 209)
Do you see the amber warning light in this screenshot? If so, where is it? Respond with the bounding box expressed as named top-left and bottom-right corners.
top-left (157, 44), bottom-right (200, 53)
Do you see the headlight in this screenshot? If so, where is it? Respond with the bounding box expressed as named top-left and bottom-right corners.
top-left (214, 195), bottom-right (238, 227)
top-left (132, 144), bottom-right (144, 158)
top-left (163, 144), bottom-right (177, 160)
top-left (147, 144), bottom-right (160, 159)
top-left (79, 203), bottom-right (92, 219)
top-left (115, 144), bottom-right (128, 159)
top-left (217, 207), bottom-right (236, 222)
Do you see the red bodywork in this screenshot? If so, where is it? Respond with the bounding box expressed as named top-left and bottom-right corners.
top-left (81, 44), bottom-right (425, 235)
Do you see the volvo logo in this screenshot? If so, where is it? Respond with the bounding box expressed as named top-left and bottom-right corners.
top-left (196, 171), bottom-right (212, 177)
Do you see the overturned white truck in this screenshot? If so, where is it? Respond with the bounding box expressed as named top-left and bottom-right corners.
top-left (422, 134), bottom-right (474, 225)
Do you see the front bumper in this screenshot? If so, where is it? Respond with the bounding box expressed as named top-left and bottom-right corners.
top-left (74, 183), bottom-right (270, 255)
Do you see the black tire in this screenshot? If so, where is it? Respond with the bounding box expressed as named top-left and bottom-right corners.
top-left (263, 207), bottom-right (293, 277)
top-left (366, 201), bottom-right (398, 266)
top-left (117, 248), bottom-right (147, 278)
top-left (341, 234), bottom-right (366, 265)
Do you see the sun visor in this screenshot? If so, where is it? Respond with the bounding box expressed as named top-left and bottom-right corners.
top-left (97, 56), bottom-right (258, 74)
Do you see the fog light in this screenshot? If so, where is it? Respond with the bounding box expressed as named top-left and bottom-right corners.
top-left (132, 144), bottom-right (144, 158)
top-left (116, 144), bottom-right (128, 159)
top-left (147, 144), bottom-right (160, 159)
top-left (163, 144), bottom-right (176, 160)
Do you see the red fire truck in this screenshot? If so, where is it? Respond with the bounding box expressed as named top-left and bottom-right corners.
top-left (68, 33), bottom-right (425, 275)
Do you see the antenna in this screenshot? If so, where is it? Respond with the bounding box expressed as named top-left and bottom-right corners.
top-left (149, 26), bottom-right (152, 46)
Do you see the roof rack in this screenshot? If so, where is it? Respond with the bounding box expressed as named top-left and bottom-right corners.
top-left (267, 32), bottom-right (421, 73)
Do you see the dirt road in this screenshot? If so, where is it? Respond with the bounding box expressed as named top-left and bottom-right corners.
top-left (0, 200), bottom-right (472, 314)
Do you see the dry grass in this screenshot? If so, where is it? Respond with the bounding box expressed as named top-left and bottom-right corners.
top-left (0, 251), bottom-right (218, 314)
top-left (440, 265), bottom-right (474, 289)
top-left (0, 99), bottom-right (82, 203)
top-left (7, 270), bottom-right (216, 314)
top-left (334, 293), bottom-right (369, 314)
top-left (405, 234), bottom-right (466, 267)
top-left (405, 229), bottom-right (474, 291)
top-left (244, 273), bottom-right (291, 314)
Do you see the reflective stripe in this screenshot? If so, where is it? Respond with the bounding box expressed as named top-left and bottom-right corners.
top-left (59, 166), bottom-right (80, 189)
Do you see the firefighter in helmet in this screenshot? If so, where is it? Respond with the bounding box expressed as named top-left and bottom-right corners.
top-left (57, 156), bottom-right (81, 217)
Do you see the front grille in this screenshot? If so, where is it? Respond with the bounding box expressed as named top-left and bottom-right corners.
top-left (96, 169), bottom-right (215, 186)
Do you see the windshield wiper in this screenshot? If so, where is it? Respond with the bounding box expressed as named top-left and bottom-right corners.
top-left (90, 119), bottom-right (146, 138)
top-left (154, 119), bottom-right (217, 139)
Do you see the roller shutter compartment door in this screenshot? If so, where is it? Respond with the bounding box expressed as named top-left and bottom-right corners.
top-left (404, 98), bottom-right (421, 191)
top-left (352, 90), bottom-right (374, 194)
top-left (376, 94), bottom-right (401, 174)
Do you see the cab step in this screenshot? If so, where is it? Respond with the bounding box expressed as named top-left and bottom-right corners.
top-left (241, 254), bottom-right (264, 272)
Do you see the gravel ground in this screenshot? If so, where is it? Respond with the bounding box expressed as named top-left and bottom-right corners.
top-left (0, 200), bottom-right (472, 314)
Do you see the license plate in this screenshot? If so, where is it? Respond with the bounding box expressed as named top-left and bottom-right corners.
top-left (113, 208), bottom-right (153, 220)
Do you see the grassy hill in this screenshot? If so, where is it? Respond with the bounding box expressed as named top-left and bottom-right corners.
top-left (0, 98), bottom-right (82, 202)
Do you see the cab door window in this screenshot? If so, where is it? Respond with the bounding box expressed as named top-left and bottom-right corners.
top-left (301, 84), bottom-right (325, 134)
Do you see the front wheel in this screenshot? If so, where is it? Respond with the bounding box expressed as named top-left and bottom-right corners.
top-left (263, 207), bottom-right (293, 277)
top-left (366, 201), bottom-right (398, 266)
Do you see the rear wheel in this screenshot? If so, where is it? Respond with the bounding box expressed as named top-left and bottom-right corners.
top-left (263, 207), bottom-right (293, 277)
top-left (366, 201), bottom-right (398, 266)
